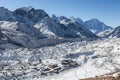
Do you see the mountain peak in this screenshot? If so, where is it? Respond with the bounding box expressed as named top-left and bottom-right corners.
top-left (59, 16), bottom-right (69, 20)
top-left (69, 17), bottom-right (83, 24)
top-left (90, 18), bottom-right (99, 21)
top-left (85, 18), bottom-right (113, 34)
top-left (51, 14), bottom-right (60, 23)
top-left (58, 16), bottom-right (71, 23)
top-left (16, 6), bottom-right (34, 12)
top-left (14, 7), bottom-right (49, 24)
top-left (88, 18), bottom-right (102, 23)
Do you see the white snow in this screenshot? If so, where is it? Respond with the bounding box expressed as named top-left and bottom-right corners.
top-left (0, 38), bottom-right (118, 80)
top-left (30, 62), bottom-right (110, 80)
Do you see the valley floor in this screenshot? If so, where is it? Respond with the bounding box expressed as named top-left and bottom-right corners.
top-left (0, 38), bottom-right (120, 80)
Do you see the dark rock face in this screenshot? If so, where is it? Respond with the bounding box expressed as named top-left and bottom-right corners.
top-left (0, 7), bottom-right (16, 21)
top-left (41, 64), bottom-right (62, 75)
top-left (13, 7), bottom-right (49, 24)
top-left (61, 60), bottom-right (79, 68)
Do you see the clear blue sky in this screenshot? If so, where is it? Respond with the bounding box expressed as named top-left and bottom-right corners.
top-left (0, 0), bottom-right (120, 27)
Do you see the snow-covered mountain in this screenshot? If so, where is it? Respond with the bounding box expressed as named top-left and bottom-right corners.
top-left (64, 17), bottom-right (113, 37)
top-left (84, 18), bottom-right (113, 34)
top-left (0, 7), bottom-right (98, 39)
top-left (0, 6), bottom-right (113, 38)
top-left (0, 6), bottom-right (99, 49)
top-left (50, 15), bottom-right (98, 38)
top-left (107, 26), bottom-right (120, 38)
top-left (34, 14), bottom-right (98, 38)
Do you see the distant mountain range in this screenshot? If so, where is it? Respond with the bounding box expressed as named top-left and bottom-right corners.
top-left (0, 7), bottom-right (98, 38)
top-left (0, 6), bottom-right (119, 48)
top-left (69, 17), bottom-right (114, 37)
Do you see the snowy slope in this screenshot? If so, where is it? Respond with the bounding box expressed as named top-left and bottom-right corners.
top-left (0, 21), bottom-right (45, 39)
top-left (97, 30), bottom-right (113, 37)
top-left (107, 26), bottom-right (120, 38)
top-left (2, 30), bottom-right (40, 48)
top-left (84, 19), bottom-right (113, 34)
top-left (34, 17), bottom-right (65, 38)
